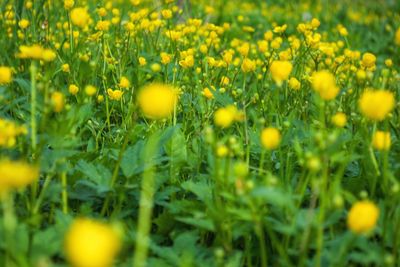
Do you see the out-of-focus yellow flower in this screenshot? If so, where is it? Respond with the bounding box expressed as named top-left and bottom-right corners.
top-left (51, 92), bottom-right (65, 112)
top-left (356, 69), bottom-right (367, 81)
top-left (288, 77), bottom-right (300, 90)
top-left (16, 45), bottom-right (56, 62)
top-left (18, 19), bottom-right (30, 29)
top-left (64, 218), bottom-right (121, 267)
top-left (202, 87), bottom-right (214, 99)
top-left (372, 131), bottom-right (391, 151)
top-left (331, 112), bottom-right (347, 127)
top-left (0, 159), bottom-right (39, 194)
top-left (119, 76), bottom-right (130, 89)
top-left (137, 83), bottom-right (178, 119)
top-left (70, 7), bottom-right (90, 28)
top-left (216, 144), bottom-right (229, 157)
top-left (359, 89), bottom-right (394, 121)
top-left (384, 59), bottom-right (393, 67)
top-left (16, 45), bottom-right (43, 60)
top-left (62, 64), bottom-right (70, 73)
top-left (395, 28), bottom-right (400, 46)
top-left (214, 105), bottom-right (242, 128)
top-left (0, 119), bottom-right (27, 148)
top-left (179, 55), bottom-right (194, 68)
top-left (85, 85), bottom-right (97, 96)
top-left (139, 57), bottom-right (147, 66)
top-left (270, 60), bottom-right (292, 85)
top-left (160, 52), bottom-right (171, 65)
top-left (64, 0), bottom-right (74, 9)
top-left (42, 49), bottom-right (57, 62)
top-left (347, 200), bottom-right (379, 234)
top-left (107, 88), bottom-right (123, 101)
top-left (69, 84), bottom-right (79, 95)
top-left (311, 70), bottom-right (339, 100)
top-left (241, 58), bottom-right (256, 73)
top-left (97, 95), bottom-right (104, 103)
top-left (96, 20), bottom-right (111, 31)
top-left (151, 63), bottom-right (161, 72)
top-left (0, 66), bottom-right (12, 85)
top-left (261, 127), bottom-right (281, 150)
top-left (161, 9), bottom-right (172, 19)
top-left (361, 52), bottom-right (376, 68)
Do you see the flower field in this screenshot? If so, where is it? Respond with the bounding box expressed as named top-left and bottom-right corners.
top-left (1, 0), bottom-right (400, 266)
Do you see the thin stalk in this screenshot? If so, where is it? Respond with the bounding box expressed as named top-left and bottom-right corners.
top-left (133, 133), bottom-right (160, 267)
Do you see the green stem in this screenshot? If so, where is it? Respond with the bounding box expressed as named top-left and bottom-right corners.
top-left (61, 170), bottom-right (68, 214)
top-left (133, 133), bottom-right (160, 267)
top-left (2, 193), bottom-right (16, 266)
top-left (30, 62), bottom-right (37, 154)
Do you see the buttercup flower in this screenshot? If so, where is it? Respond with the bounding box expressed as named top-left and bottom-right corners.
top-left (70, 7), bottom-right (90, 28)
top-left (270, 60), bottom-right (292, 85)
top-left (0, 159), bottom-right (39, 194)
top-left (64, 218), bottom-right (121, 267)
top-left (0, 66), bottom-right (12, 85)
top-left (332, 112), bottom-right (347, 127)
top-left (359, 89), bottom-right (394, 121)
top-left (372, 131), bottom-right (391, 151)
top-left (347, 201), bottom-right (379, 234)
top-left (311, 70), bottom-right (339, 100)
top-left (261, 127), bottom-right (281, 150)
top-left (137, 83), bottom-right (178, 119)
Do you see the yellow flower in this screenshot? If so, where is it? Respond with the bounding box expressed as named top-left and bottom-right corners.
top-left (64, 218), bottom-right (121, 267)
top-left (396, 28), bottom-right (400, 46)
top-left (0, 119), bottom-right (27, 148)
top-left (0, 159), bottom-right (39, 194)
top-left (69, 84), bottom-right (79, 95)
top-left (64, 0), bottom-right (74, 9)
top-left (311, 70), bottom-right (339, 100)
top-left (139, 57), bottom-right (147, 66)
top-left (347, 201), bottom-right (379, 234)
top-left (372, 131), bottom-right (391, 151)
top-left (107, 88), bottom-right (124, 101)
top-left (270, 60), bottom-right (292, 85)
top-left (241, 58), bottom-right (256, 73)
top-left (151, 63), bottom-right (161, 72)
top-left (311, 18), bottom-right (320, 29)
top-left (385, 59), bottom-right (393, 67)
top-left (331, 112), bottom-right (347, 127)
top-left (220, 76), bottom-right (230, 86)
top-left (214, 105), bottom-right (241, 128)
top-left (202, 87), bottom-right (214, 99)
top-left (0, 66), bottom-right (12, 85)
top-left (97, 95), bottom-right (104, 103)
top-left (119, 76), bottom-right (130, 89)
top-left (216, 144), bottom-right (229, 157)
top-left (160, 52), bottom-right (171, 65)
top-left (261, 127), bottom-right (281, 150)
top-left (288, 77), bottom-right (300, 90)
top-left (85, 85), bottom-right (97, 96)
top-left (70, 7), bottom-right (90, 28)
top-left (18, 19), bottom-right (30, 29)
top-left (361, 52), bottom-right (376, 68)
top-left (179, 55), bottom-right (194, 68)
top-left (96, 20), bottom-right (111, 31)
top-left (17, 45), bottom-right (44, 60)
top-left (237, 42), bottom-right (250, 57)
top-left (42, 49), bottom-right (57, 62)
top-left (359, 90), bottom-right (394, 121)
top-left (137, 83), bottom-right (178, 119)
top-left (51, 92), bottom-right (65, 112)
top-left (161, 9), bottom-right (172, 19)
top-left (62, 64), bottom-right (70, 73)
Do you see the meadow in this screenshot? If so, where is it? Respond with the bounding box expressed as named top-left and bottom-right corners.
top-left (1, 0), bottom-right (400, 266)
